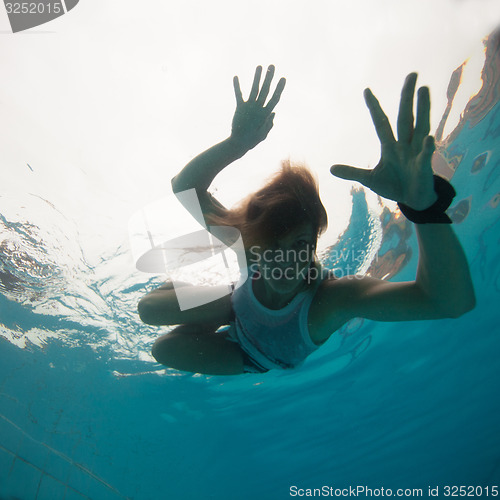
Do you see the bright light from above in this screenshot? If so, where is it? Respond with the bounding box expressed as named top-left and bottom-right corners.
top-left (0, 0), bottom-right (498, 265)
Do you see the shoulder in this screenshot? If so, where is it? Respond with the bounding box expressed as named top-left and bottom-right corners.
top-left (313, 273), bottom-right (404, 314)
top-left (311, 271), bottom-right (443, 331)
top-left (306, 272), bottom-right (350, 343)
top-left (307, 273), bottom-right (382, 344)
top-left (311, 272), bottom-right (363, 314)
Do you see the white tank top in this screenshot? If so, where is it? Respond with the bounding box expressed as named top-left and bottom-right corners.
top-left (230, 271), bottom-right (322, 370)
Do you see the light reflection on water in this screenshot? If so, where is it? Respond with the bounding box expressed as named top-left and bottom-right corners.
top-left (0, 30), bottom-right (499, 500)
top-left (0, 30), bottom-right (498, 372)
top-left (0, 181), bottom-right (382, 362)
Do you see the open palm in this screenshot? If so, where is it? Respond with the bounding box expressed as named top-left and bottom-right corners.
top-left (331, 73), bottom-right (438, 211)
top-left (230, 65), bottom-right (286, 152)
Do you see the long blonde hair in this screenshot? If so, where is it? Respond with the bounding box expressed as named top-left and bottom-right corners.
top-left (209, 160), bottom-right (328, 249)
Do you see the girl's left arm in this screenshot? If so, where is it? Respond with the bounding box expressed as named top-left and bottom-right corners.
top-left (325, 223), bottom-right (475, 324)
top-left (413, 223), bottom-right (475, 317)
top-left (311, 221), bottom-right (475, 340)
top-left (311, 73), bottom-right (476, 342)
top-left (310, 223), bottom-right (475, 344)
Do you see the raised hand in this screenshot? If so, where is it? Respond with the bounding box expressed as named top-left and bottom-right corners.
top-left (331, 73), bottom-right (438, 211)
top-left (230, 65), bottom-right (286, 152)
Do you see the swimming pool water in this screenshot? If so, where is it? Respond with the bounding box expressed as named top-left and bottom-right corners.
top-left (1, 27), bottom-right (499, 500)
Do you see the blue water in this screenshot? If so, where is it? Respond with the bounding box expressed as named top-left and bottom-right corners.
top-left (1, 36), bottom-right (500, 500)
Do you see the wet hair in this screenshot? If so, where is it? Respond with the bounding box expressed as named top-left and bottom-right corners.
top-left (209, 160), bottom-right (328, 248)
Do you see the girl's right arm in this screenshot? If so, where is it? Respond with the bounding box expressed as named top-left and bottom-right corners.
top-left (171, 65), bottom-right (286, 224)
top-left (137, 66), bottom-right (286, 326)
top-left (171, 137), bottom-right (249, 226)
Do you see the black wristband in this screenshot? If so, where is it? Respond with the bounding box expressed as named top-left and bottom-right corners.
top-left (397, 175), bottom-right (456, 224)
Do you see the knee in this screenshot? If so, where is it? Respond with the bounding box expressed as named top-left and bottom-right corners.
top-left (138, 297), bottom-right (153, 324)
top-left (151, 329), bottom-right (198, 367)
top-left (152, 335), bottom-right (173, 365)
top-left (138, 292), bottom-right (178, 326)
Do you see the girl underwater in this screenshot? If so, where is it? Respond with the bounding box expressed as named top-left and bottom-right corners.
top-left (138, 65), bottom-right (476, 375)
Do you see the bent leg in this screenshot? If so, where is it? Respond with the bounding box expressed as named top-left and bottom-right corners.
top-left (138, 281), bottom-right (233, 327)
top-left (152, 325), bottom-right (245, 375)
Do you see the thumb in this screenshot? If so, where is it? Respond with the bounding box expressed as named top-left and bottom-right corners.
top-left (262, 112), bottom-right (275, 135)
top-left (330, 164), bottom-right (372, 187)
